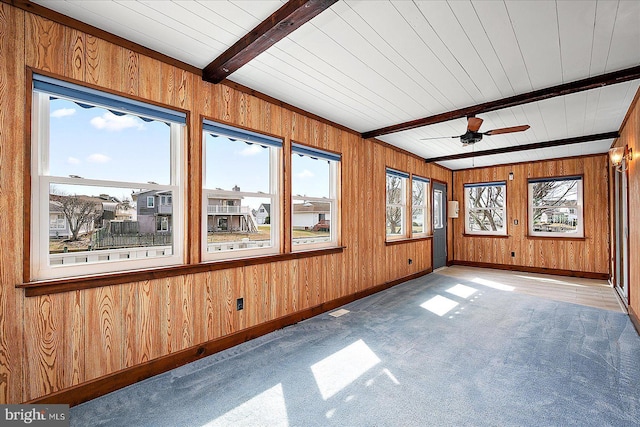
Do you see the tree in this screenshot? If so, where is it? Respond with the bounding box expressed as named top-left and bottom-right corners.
top-left (467, 186), bottom-right (504, 231)
top-left (51, 193), bottom-right (102, 241)
top-left (386, 176), bottom-right (403, 234)
top-left (531, 180), bottom-right (577, 223)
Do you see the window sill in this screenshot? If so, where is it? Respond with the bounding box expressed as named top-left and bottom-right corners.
top-left (526, 235), bottom-right (586, 241)
top-left (385, 235), bottom-right (433, 246)
top-left (462, 233), bottom-right (509, 239)
top-left (18, 246), bottom-right (346, 297)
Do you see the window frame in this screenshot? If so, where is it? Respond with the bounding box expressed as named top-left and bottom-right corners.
top-left (411, 175), bottom-right (430, 237)
top-left (201, 119), bottom-right (282, 261)
top-left (463, 181), bottom-right (507, 236)
top-left (291, 142), bottom-right (341, 251)
top-left (30, 74), bottom-right (186, 281)
top-left (527, 176), bottom-right (584, 238)
top-left (385, 168), bottom-right (409, 240)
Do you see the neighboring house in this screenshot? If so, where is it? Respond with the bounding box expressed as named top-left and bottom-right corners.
top-left (256, 203), bottom-right (270, 224)
top-left (134, 190), bottom-right (173, 234)
top-left (206, 193), bottom-right (258, 233)
top-left (292, 201), bottom-right (330, 231)
top-left (48, 194), bottom-right (119, 239)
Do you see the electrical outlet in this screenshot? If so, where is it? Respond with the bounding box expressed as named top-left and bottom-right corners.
top-left (514, 219), bottom-right (519, 225)
top-left (408, 258), bottom-right (413, 265)
top-left (236, 298), bottom-right (244, 311)
top-left (511, 252), bottom-right (515, 257)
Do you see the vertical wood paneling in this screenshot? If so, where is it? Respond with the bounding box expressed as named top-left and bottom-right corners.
top-left (0, 3), bottom-right (25, 404)
top-left (25, 14), bottom-right (65, 73)
top-left (453, 156), bottom-right (609, 274)
top-left (85, 286), bottom-right (122, 379)
top-left (64, 28), bottom-right (84, 81)
top-left (3, 4), bottom-right (454, 403)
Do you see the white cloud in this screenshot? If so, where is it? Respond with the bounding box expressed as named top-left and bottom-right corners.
top-left (296, 169), bottom-right (314, 178)
top-left (90, 112), bottom-right (145, 131)
top-left (51, 108), bottom-right (76, 118)
top-left (87, 153), bottom-right (111, 163)
top-left (67, 156), bottom-right (81, 165)
top-left (238, 144), bottom-right (264, 156)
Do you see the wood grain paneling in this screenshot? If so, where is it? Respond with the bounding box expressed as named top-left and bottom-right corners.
top-left (0, 3), bottom-right (25, 404)
top-left (0, 6), bottom-right (452, 404)
top-left (452, 155), bottom-right (610, 275)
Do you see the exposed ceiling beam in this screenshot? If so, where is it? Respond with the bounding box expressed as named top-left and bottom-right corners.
top-left (424, 132), bottom-right (619, 163)
top-left (362, 66), bottom-right (640, 139)
top-left (203, 0), bottom-right (338, 84)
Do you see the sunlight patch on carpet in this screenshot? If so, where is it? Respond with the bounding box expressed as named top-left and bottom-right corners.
top-left (311, 339), bottom-right (381, 400)
top-left (420, 295), bottom-right (459, 316)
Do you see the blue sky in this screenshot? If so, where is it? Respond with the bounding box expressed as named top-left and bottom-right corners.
top-left (49, 98), bottom-right (330, 208)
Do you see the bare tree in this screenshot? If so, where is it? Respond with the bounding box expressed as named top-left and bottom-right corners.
top-left (467, 186), bottom-right (504, 231)
top-left (51, 193), bottom-right (102, 241)
top-left (386, 176), bottom-right (403, 234)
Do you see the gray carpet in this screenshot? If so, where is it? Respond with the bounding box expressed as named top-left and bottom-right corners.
top-left (71, 271), bottom-right (640, 426)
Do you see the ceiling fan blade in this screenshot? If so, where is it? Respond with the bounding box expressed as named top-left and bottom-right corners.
top-left (467, 116), bottom-right (483, 132)
top-left (420, 136), bottom-right (459, 141)
top-left (484, 125), bottom-right (530, 135)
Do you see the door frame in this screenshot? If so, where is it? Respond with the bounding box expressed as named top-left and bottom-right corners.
top-left (612, 160), bottom-right (630, 305)
top-left (432, 179), bottom-right (448, 270)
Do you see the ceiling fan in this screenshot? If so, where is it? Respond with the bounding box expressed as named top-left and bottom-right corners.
top-left (421, 116), bottom-right (530, 146)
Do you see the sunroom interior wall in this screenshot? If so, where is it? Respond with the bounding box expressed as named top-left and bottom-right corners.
top-left (0, 4), bottom-right (452, 403)
top-left (452, 155), bottom-right (610, 275)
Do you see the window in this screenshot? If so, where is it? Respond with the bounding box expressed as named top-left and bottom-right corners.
top-left (291, 143), bottom-right (340, 249)
top-left (147, 196), bottom-right (155, 208)
top-left (31, 74), bottom-right (185, 280)
top-left (464, 182), bottom-right (507, 235)
top-left (433, 189), bottom-right (443, 230)
top-left (386, 169), bottom-right (408, 238)
top-left (528, 176), bottom-right (583, 237)
top-left (412, 176), bottom-right (430, 235)
top-left (202, 120), bottom-right (281, 259)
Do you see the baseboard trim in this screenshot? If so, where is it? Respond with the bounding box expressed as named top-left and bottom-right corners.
top-left (28, 268), bottom-right (431, 407)
top-left (450, 260), bottom-right (609, 280)
top-left (629, 306), bottom-right (640, 336)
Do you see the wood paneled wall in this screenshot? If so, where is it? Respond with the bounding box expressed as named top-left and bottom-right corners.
top-left (614, 88), bottom-right (640, 318)
top-left (452, 155), bottom-right (610, 275)
top-left (0, 4), bottom-right (452, 404)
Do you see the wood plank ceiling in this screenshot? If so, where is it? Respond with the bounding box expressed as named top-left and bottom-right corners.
top-left (31, 0), bottom-right (640, 170)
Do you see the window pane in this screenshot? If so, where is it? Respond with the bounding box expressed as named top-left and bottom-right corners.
top-left (468, 209), bottom-right (505, 232)
top-left (292, 154), bottom-right (330, 198)
top-left (531, 180), bottom-right (578, 207)
top-left (412, 207), bottom-right (425, 234)
top-left (412, 181), bottom-right (425, 206)
top-left (49, 98), bottom-right (171, 184)
top-left (434, 190), bottom-right (443, 229)
top-left (292, 200), bottom-right (331, 246)
top-left (468, 186), bottom-right (504, 208)
top-left (386, 175), bottom-right (404, 204)
top-left (386, 206), bottom-right (404, 235)
top-left (49, 183), bottom-right (173, 266)
top-left (204, 133), bottom-right (270, 193)
top-left (206, 196), bottom-right (272, 252)
top-left (531, 208), bottom-right (579, 234)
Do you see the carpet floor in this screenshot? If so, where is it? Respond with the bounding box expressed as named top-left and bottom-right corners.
top-left (71, 270), bottom-right (640, 426)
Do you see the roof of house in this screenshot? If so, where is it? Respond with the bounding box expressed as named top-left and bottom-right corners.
top-left (259, 203), bottom-right (271, 215)
top-left (293, 201), bottom-right (330, 214)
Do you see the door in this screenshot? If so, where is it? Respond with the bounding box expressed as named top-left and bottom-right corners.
top-left (614, 163), bottom-right (629, 304)
top-left (433, 182), bottom-right (447, 269)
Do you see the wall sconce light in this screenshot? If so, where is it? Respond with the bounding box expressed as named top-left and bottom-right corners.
top-left (609, 145), bottom-right (632, 172)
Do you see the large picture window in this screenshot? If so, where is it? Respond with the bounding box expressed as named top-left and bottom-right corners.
top-left (464, 182), bottom-right (507, 235)
top-left (386, 169), bottom-right (408, 238)
top-left (31, 74), bottom-right (185, 280)
top-left (202, 120), bottom-right (281, 260)
top-left (291, 143), bottom-right (340, 250)
top-left (528, 176), bottom-right (584, 237)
